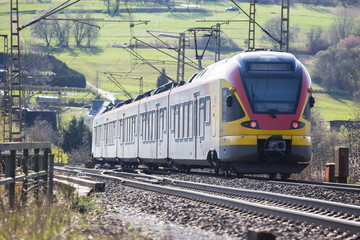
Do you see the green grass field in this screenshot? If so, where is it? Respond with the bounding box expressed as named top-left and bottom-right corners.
top-left (0, 0), bottom-right (358, 121)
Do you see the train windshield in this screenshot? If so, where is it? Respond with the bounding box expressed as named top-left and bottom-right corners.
top-left (243, 77), bottom-right (301, 115)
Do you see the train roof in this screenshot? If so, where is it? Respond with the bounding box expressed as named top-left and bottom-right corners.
top-left (99, 50), bottom-right (299, 115)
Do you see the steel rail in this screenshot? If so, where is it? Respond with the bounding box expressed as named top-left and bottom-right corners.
top-left (268, 179), bottom-right (360, 192)
top-left (161, 178), bottom-right (360, 216)
top-left (55, 167), bottom-right (360, 234)
top-left (57, 166), bottom-right (360, 215)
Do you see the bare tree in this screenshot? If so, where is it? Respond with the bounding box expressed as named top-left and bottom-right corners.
top-left (102, 0), bottom-right (121, 15)
top-left (53, 16), bottom-right (71, 47)
top-left (329, 8), bottom-right (358, 45)
top-left (85, 23), bottom-right (99, 48)
top-left (30, 16), bottom-right (54, 47)
top-left (25, 119), bottom-right (58, 144)
top-left (67, 146), bottom-right (91, 164)
top-left (306, 27), bottom-right (329, 54)
top-left (299, 108), bottom-right (341, 181)
top-left (73, 13), bottom-right (87, 47)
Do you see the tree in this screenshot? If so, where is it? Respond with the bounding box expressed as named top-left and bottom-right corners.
top-left (306, 27), bottom-right (329, 54)
top-left (156, 68), bottom-right (168, 87)
top-left (313, 36), bottom-right (360, 93)
top-left (30, 17), bottom-right (54, 47)
top-left (260, 16), bottom-right (299, 50)
top-left (53, 16), bottom-right (71, 47)
top-left (102, 0), bottom-right (121, 16)
top-left (84, 22), bottom-right (99, 48)
top-left (62, 117), bottom-right (91, 153)
top-left (329, 8), bottom-right (358, 45)
top-left (73, 13), bottom-right (87, 47)
top-left (25, 119), bottom-right (58, 144)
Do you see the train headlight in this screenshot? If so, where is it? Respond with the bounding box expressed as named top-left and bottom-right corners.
top-left (290, 121), bottom-right (305, 129)
top-left (241, 120), bottom-right (260, 129)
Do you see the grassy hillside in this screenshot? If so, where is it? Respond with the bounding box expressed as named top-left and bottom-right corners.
top-left (0, 0), bottom-right (358, 121)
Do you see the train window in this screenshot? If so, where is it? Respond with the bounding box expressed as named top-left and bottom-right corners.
top-left (158, 109), bottom-right (162, 141)
top-left (118, 120), bottom-right (123, 143)
top-left (205, 96), bottom-right (211, 123)
top-left (124, 119), bottom-right (127, 143)
top-left (94, 126), bottom-right (97, 145)
top-left (146, 112), bottom-right (150, 141)
top-left (194, 98), bottom-right (198, 137)
top-left (184, 103), bottom-right (188, 139)
top-left (162, 108), bottom-right (167, 133)
top-left (199, 98), bottom-right (205, 137)
top-left (104, 124), bottom-right (108, 144)
top-left (144, 114), bottom-right (147, 141)
top-left (189, 101), bottom-right (193, 138)
top-left (133, 116), bottom-right (137, 138)
top-left (247, 62), bottom-right (293, 71)
top-left (128, 118), bottom-right (131, 143)
top-left (131, 117), bottom-right (134, 142)
top-left (152, 111), bottom-right (155, 141)
top-left (170, 105), bottom-right (174, 131)
top-left (303, 97), bottom-right (311, 121)
top-left (222, 88), bottom-right (245, 122)
top-left (179, 103), bottom-right (183, 139)
top-left (174, 105), bottom-right (179, 139)
top-left (107, 121), bottom-right (115, 145)
top-left (97, 126), bottom-right (101, 146)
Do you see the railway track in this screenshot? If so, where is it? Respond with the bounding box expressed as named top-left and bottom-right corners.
top-left (140, 167), bottom-right (360, 193)
top-left (55, 166), bottom-right (360, 236)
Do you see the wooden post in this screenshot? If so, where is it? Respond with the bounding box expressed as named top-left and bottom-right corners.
top-left (43, 148), bottom-right (49, 194)
top-left (335, 147), bottom-right (349, 183)
top-left (34, 148), bottom-right (40, 200)
top-left (0, 151), bottom-right (2, 174)
top-left (22, 148), bottom-right (29, 203)
top-left (48, 154), bottom-right (54, 201)
top-left (7, 150), bottom-right (16, 208)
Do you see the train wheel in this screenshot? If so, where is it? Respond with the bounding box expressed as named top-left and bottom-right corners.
top-left (236, 172), bottom-right (244, 178)
top-left (224, 169), bottom-right (231, 178)
top-left (280, 173), bottom-right (291, 180)
top-left (268, 173), bottom-right (277, 179)
top-left (208, 150), bottom-right (220, 175)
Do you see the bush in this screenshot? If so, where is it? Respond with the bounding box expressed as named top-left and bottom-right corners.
top-left (313, 36), bottom-right (360, 93)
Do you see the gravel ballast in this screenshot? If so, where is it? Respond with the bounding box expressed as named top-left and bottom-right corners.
top-left (89, 174), bottom-right (360, 240)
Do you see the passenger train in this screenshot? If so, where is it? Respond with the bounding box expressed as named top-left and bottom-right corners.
top-left (91, 50), bottom-right (314, 178)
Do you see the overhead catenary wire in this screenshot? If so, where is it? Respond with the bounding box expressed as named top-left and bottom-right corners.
top-left (133, 37), bottom-right (198, 70)
top-left (18, 0), bottom-right (81, 31)
top-left (122, 47), bottom-right (174, 82)
top-left (230, 0), bottom-right (283, 46)
top-left (146, 30), bottom-right (199, 67)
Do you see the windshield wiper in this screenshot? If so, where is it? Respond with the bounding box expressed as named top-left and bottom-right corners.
top-left (253, 94), bottom-right (277, 118)
top-left (268, 109), bottom-right (277, 119)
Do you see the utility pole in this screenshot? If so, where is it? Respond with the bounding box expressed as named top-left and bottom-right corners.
top-left (187, 27), bottom-right (220, 71)
top-left (215, 24), bottom-right (221, 62)
top-left (280, 0), bottom-right (290, 52)
top-left (177, 32), bottom-right (186, 82)
top-left (1, 35), bottom-right (9, 142)
top-left (248, 0), bottom-right (256, 50)
top-left (132, 77), bottom-right (143, 94)
top-left (4, 0), bottom-right (23, 142)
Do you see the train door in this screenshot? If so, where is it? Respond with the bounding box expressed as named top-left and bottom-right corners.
top-left (193, 93), bottom-right (199, 159)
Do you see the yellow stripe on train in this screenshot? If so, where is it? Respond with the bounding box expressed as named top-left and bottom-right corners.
top-left (220, 135), bottom-right (311, 146)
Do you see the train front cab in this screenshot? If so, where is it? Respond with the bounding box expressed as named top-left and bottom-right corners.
top-left (217, 57), bottom-right (313, 176)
